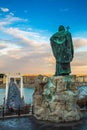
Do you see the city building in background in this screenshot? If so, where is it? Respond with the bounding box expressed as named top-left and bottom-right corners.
top-left (0, 74), bottom-right (6, 85)
top-left (0, 73), bottom-right (87, 88)
top-left (0, 73), bottom-right (37, 88)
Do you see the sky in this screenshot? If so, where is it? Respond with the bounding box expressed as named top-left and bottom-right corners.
top-left (0, 0), bottom-right (87, 75)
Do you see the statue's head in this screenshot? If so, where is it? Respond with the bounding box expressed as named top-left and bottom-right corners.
top-left (58, 25), bottom-right (65, 31)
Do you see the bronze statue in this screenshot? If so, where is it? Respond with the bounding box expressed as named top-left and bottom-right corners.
top-left (50, 25), bottom-right (74, 76)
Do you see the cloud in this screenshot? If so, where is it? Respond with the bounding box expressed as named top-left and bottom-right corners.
top-left (0, 39), bottom-right (8, 49)
top-left (0, 14), bottom-right (27, 27)
top-left (1, 29), bottom-right (87, 74)
top-left (0, 13), bottom-right (45, 49)
top-left (1, 34), bottom-right (87, 74)
top-left (70, 38), bottom-right (87, 74)
top-left (72, 51), bottom-right (87, 66)
top-left (0, 7), bottom-right (9, 12)
top-left (9, 12), bottom-right (14, 16)
top-left (0, 49), bottom-right (53, 74)
top-left (73, 38), bottom-right (87, 49)
top-left (0, 12), bottom-right (52, 74)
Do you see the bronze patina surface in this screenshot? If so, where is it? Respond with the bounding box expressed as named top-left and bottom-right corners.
top-left (50, 25), bottom-right (74, 76)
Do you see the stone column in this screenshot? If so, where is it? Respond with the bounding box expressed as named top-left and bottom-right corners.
top-left (6, 76), bottom-right (9, 100)
top-left (20, 76), bottom-right (23, 98)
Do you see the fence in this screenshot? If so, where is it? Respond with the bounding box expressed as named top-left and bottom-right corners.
top-left (0, 104), bottom-right (34, 118)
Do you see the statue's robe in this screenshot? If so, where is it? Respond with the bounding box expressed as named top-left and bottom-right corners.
top-left (50, 30), bottom-right (74, 76)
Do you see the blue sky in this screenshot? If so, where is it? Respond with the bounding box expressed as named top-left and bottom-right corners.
top-left (0, 0), bottom-right (87, 74)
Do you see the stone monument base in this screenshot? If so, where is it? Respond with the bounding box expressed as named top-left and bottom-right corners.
top-left (33, 75), bottom-right (83, 123)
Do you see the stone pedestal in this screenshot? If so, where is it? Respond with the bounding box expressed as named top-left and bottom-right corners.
top-left (33, 75), bottom-right (83, 122)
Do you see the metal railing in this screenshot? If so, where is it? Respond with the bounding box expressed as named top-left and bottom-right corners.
top-left (0, 104), bottom-right (34, 118)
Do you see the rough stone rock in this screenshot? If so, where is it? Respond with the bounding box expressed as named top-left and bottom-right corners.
top-left (33, 75), bottom-right (83, 122)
